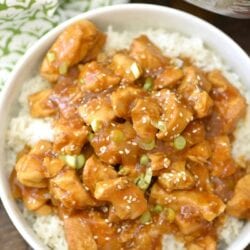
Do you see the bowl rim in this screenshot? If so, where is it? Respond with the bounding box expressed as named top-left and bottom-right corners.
top-left (0, 3), bottom-right (250, 250)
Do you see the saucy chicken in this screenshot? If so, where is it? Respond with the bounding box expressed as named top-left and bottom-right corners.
top-left (10, 20), bottom-right (250, 250)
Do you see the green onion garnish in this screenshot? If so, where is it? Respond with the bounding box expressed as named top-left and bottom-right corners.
top-left (59, 154), bottom-right (85, 169)
top-left (140, 154), bottom-right (149, 166)
top-left (111, 129), bottom-right (124, 144)
top-left (130, 62), bottom-right (141, 79)
top-left (173, 135), bottom-right (186, 150)
top-left (59, 62), bottom-right (68, 75)
top-left (165, 208), bottom-right (176, 223)
top-left (139, 211), bottom-right (152, 224)
top-left (136, 167), bottom-right (152, 191)
top-left (151, 204), bottom-right (164, 213)
top-left (143, 77), bottom-right (153, 91)
top-left (47, 52), bottom-right (55, 62)
top-left (138, 139), bottom-right (155, 151)
top-left (91, 120), bottom-right (102, 132)
top-left (118, 166), bottom-right (130, 176)
top-left (88, 132), bottom-right (94, 142)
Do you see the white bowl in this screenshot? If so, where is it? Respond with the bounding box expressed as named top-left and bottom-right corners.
top-left (0, 4), bottom-right (249, 250)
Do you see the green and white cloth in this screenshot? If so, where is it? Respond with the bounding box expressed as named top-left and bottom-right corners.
top-left (0, 0), bottom-right (128, 90)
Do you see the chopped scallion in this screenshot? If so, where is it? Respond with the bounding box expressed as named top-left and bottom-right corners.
top-left (118, 166), bottom-right (130, 176)
top-left (151, 204), bottom-right (164, 213)
top-left (139, 211), bottom-right (152, 224)
top-left (143, 77), bottom-right (153, 91)
top-left (165, 208), bottom-right (176, 223)
top-left (88, 132), bottom-right (94, 142)
top-left (91, 120), bottom-right (102, 132)
top-left (140, 154), bottom-right (149, 166)
top-left (136, 167), bottom-right (152, 191)
top-left (111, 129), bottom-right (124, 144)
top-left (130, 62), bottom-right (141, 79)
top-left (59, 154), bottom-right (85, 169)
top-left (173, 135), bottom-right (186, 150)
top-left (138, 139), bottom-right (155, 151)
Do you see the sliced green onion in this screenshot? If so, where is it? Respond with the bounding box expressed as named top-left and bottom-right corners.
top-left (47, 52), bottom-right (55, 62)
top-left (59, 154), bottom-right (85, 169)
top-left (88, 132), bottom-right (94, 142)
top-left (139, 211), bottom-right (152, 224)
top-left (143, 77), bottom-right (153, 91)
top-left (173, 135), bottom-right (186, 150)
top-left (165, 208), bottom-right (176, 223)
top-left (130, 62), bottom-right (141, 79)
top-left (140, 154), bottom-right (149, 166)
top-left (151, 120), bottom-right (166, 132)
top-left (118, 166), bottom-right (130, 176)
top-left (151, 204), bottom-right (164, 213)
top-left (59, 62), bottom-right (68, 75)
top-left (111, 129), bottom-right (124, 144)
top-left (91, 120), bottom-right (102, 132)
top-left (136, 167), bottom-right (152, 191)
top-left (138, 139), bottom-right (155, 151)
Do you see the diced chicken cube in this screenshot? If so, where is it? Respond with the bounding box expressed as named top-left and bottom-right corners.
top-left (94, 177), bottom-right (147, 220)
top-left (178, 66), bottom-right (213, 118)
top-left (131, 97), bottom-right (161, 140)
top-left (154, 67), bottom-right (183, 89)
top-left (40, 20), bottom-right (106, 82)
top-left (53, 120), bottom-right (88, 154)
top-left (111, 86), bottom-right (143, 118)
top-left (83, 155), bottom-right (117, 193)
top-left (78, 96), bottom-right (115, 127)
top-left (64, 215), bottom-right (97, 250)
top-left (28, 89), bottom-right (57, 118)
top-left (209, 136), bottom-right (237, 178)
top-left (91, 122), bottom-right (140, 165)
top-left (182, 120), bottom-right (205, 146)
top-left (187, 236), bottom-right (216, 250)
top-left (150, 184), bottom-right (225, 221)
top-left (153, 89), bottom-right (193, 140)
top-left (186, 140), bottom-right (212, 164)
top-left (148, 152), bottom-right (171, 172)
top-left (227, 175), bottom-right (250, 219)
top-left (158, 161), bottom-right (195, 192)
top-left (22, 187), bottom-right (50, 211)
top-left (110, 53), bottom-right (142, 82)
top-left (50, 168), bottom-right (96, 209)
top-left (129, 35), bottom-right (168, 73)
top-left (79, 61), bottom-right (120, 92)
top-left (208, 70), bottom-right (246, 134)
top-left (43, 157), bottom-right (65, 178)
top-left (15, 141), bottom-right (52, 188)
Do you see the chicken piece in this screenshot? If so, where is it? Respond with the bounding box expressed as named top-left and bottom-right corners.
top-left (209, 136), bottom-right (237, 178)
top-left (78, 96), bottom-right (115, 127)
top-left (83, 155), bottom-right (117, 193)
top-left (158, 161), bottom-right (195, 192)
top-left (186, 140), bottom-right (212, 164)
top-left (153, 89), bottom-right (193, 140)
top-left (187, 236), bottom-right (216, 250)
top-left (94, 177), bottom-right (147, 220)
top-left (15, 141), bottom-right (53, 188)
top-left (154, 67), bottom-right (183, 89)
top-left (208, 70), bottom-right (246, 134)
top-left (227, 175), bottom-right (250, 219)
top-left (129, 35), bottom-right (168, 73)
top-left (43, 157), bottom-right (65, 178)
top-left (40, 20), bottom-right (106, 82)
top-left (150, 184), bottom-right (225, 221)
top-left (175, 214), bottom-right (208, 235)
top-left (110, 53), bottom-right (142, 82)
top-left (91, 122), bottom-right (140, 165)
top-left (22, 187), bottom-right (50, 211)
top-left (28, 89), bottom-right (57, 118)
top-left (64, 215), bottom-right (97, 250)
top-left (53, 119), bottom-right (88, 154)
top-left (189, 164), bottom-right (213, 192)
top-left (131, 97), bottom-right (161, 140)
top-left (79, 61), bottom-right (120, 92)
top-left (148, 152), bottom-right (171, 172)
top-left (111, 86), bottom-right (143, 118)
top-left (178, 66), bottom-right (213, 118)
top-left (50, 168), bottom-right (96, 209)
top-left (182, 120), bottom-right (205, 146)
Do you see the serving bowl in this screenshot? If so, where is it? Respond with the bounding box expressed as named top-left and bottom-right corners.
top-left (0, 4), bottom-right (250, 250)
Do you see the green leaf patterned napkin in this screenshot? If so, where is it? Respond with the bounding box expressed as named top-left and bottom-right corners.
top-left (0, 0), bottom-right (128, 90)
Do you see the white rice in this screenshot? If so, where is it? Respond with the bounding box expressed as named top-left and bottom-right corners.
top-left (6, 27), bottom-right (249, 250)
